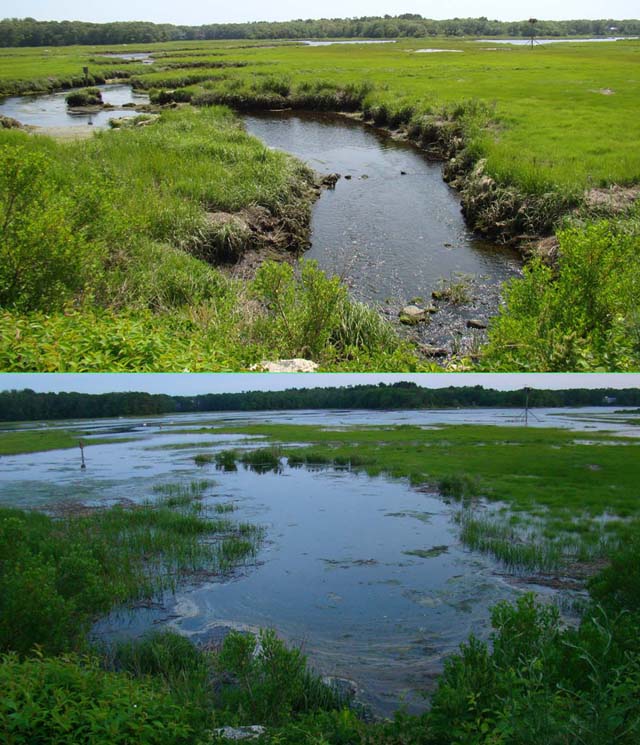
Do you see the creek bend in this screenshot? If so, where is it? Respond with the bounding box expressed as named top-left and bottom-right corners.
top-left (244, 110), bottom-right (522, 346)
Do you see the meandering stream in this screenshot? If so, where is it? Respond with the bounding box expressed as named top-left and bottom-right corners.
top-left (0, 83), bottom-right (149, 129)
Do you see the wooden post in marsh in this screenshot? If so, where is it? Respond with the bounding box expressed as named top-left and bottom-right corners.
top-left (528, 18), bottom-right (538, 48)
top-left (82, 66), bottom-right (89, 85)
top-left (79, 439), bottom-right (86, 469)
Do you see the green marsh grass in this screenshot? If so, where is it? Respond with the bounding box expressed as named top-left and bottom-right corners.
top-left (0, 493), bottom-right (262, 655)
top-left (0, 429), bottom-right (133, 455)
top-left (117, 37), bottom-right (640, 193)
top-left (238, 446), bottom-right (282, 472)
top-left (0, 108), bottom-right (421, 371)
top-left (215, 448), bottom-right (239, 470)
top-left (2, 40), bottom-right (640, 370)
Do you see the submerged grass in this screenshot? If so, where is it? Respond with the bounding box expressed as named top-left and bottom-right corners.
top-left (213, 422), bottom-right (640, 573)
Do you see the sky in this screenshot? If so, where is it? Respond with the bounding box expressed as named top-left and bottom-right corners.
top-left (4, 1), bottom-right (638, 25)
top-left (1, 373), bottom-right (639, 396)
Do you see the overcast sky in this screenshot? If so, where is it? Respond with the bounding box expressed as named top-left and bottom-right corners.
top-left (4, 1), bottom-right (638, 25)
top-left (1, 374), bottom-right (639, 396)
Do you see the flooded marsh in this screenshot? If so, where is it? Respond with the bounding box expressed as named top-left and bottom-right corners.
top-left (2, 408), bottom-right (638, 715)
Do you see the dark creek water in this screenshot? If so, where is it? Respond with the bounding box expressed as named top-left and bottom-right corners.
top-left (3, 408), bottom-right (636, 714)
top-left (244, 111), bottom-right (521, 344)
top-left (0, 83), bottom-right (149, 129)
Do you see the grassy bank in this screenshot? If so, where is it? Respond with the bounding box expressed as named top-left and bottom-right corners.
top-left (0, 428), bottom-right (137, 455)
top-left (0, 104), bottom-right (422, 371)
top-left (1, 39), bottom-right (639, 370)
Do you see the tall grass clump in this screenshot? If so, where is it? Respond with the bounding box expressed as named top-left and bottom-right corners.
top-left (215, 449), bottom-right (238, 471)
top-left (238, 447), bottom-right (282, 472)
top-left (0, 501), bottom-right (261, 656)
top-left (214, 629), bottom-right (347, 726)
top-left (65, 87), bottom-right (103, 106)
top-left (438, 473), bottom-right (479, 500)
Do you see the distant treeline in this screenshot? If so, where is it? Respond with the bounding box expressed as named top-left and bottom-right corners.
top-left (1, 16), bottom-right (639, 47)
top-left (1, 384), bottom-right (639, 422)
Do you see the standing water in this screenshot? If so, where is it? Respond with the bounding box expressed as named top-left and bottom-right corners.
top-left (1, 408), bottom-right (628, 713)
top-left (0, 83), bottom-right (149, 129)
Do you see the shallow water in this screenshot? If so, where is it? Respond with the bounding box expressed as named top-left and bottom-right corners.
top-left (244, 111), bottom-right (521, 309)
top-left (302, 40), bottom-right (397, 46)
top-left (1, 407), bottom-right (635, 712)
top-left (477, 37), bottom-right (636, 45)
top-left (0, 83), bottom-right (150, 129)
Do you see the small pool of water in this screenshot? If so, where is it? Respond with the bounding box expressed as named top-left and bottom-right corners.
top-left (0, 84), bottom-right (149, 129)
top-left (100, 51), bottom-right (154, 63)
top-left (476, 37), bottom-right (636, 45)
top-left (303, 40), bottom-right (397, 46)
top-left (244, 111), bottom-right (521, 310)
top-left (106, 464), bottom-right (522, 715)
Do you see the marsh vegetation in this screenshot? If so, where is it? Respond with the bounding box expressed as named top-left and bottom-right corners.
top-left (0, 37), bottom-right (638, 369)
top-left (2, 416), bottom-right (640, 742)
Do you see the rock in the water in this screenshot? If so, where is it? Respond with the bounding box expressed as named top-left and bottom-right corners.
top-left (321, 172), bottom-right (341, 188)
top-left (212, 725), bottom-right (266, 741)
top-left (399, 305), bottom-right (428, 324)
top-left (466, 318), bottom-right (487, 330)
top-left (344, 174), bottom-right (352, 180)
top-left (420, 345), bottom-right (449, 357)
top-left (251, 358), bottom-right (319, 372)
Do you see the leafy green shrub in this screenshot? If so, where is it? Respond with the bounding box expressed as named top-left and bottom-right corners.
top-left (0, 510), bottom-right (110, 655)
top-left (483, 217), bottom-right (640, 371)
top-left (428, 593), bottom-right (640, 745)
top-left (110, 631), bottom-right (213, 730)
top-left (0, 652), bottom-right (194, 745)
top-left (589, 536), bottom-right (640, 614)
top-left (0, 146), bottom-right (103, 311)
top-left (251, 260), bottom-right (347, 360)
top-left (0, 307), bottom-right (249, 371)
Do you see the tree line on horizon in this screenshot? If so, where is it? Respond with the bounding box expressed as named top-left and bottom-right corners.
top-left (0, 383), bottom-right (638, 422)
top-left (1, 15), bottom-right (639, 47)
